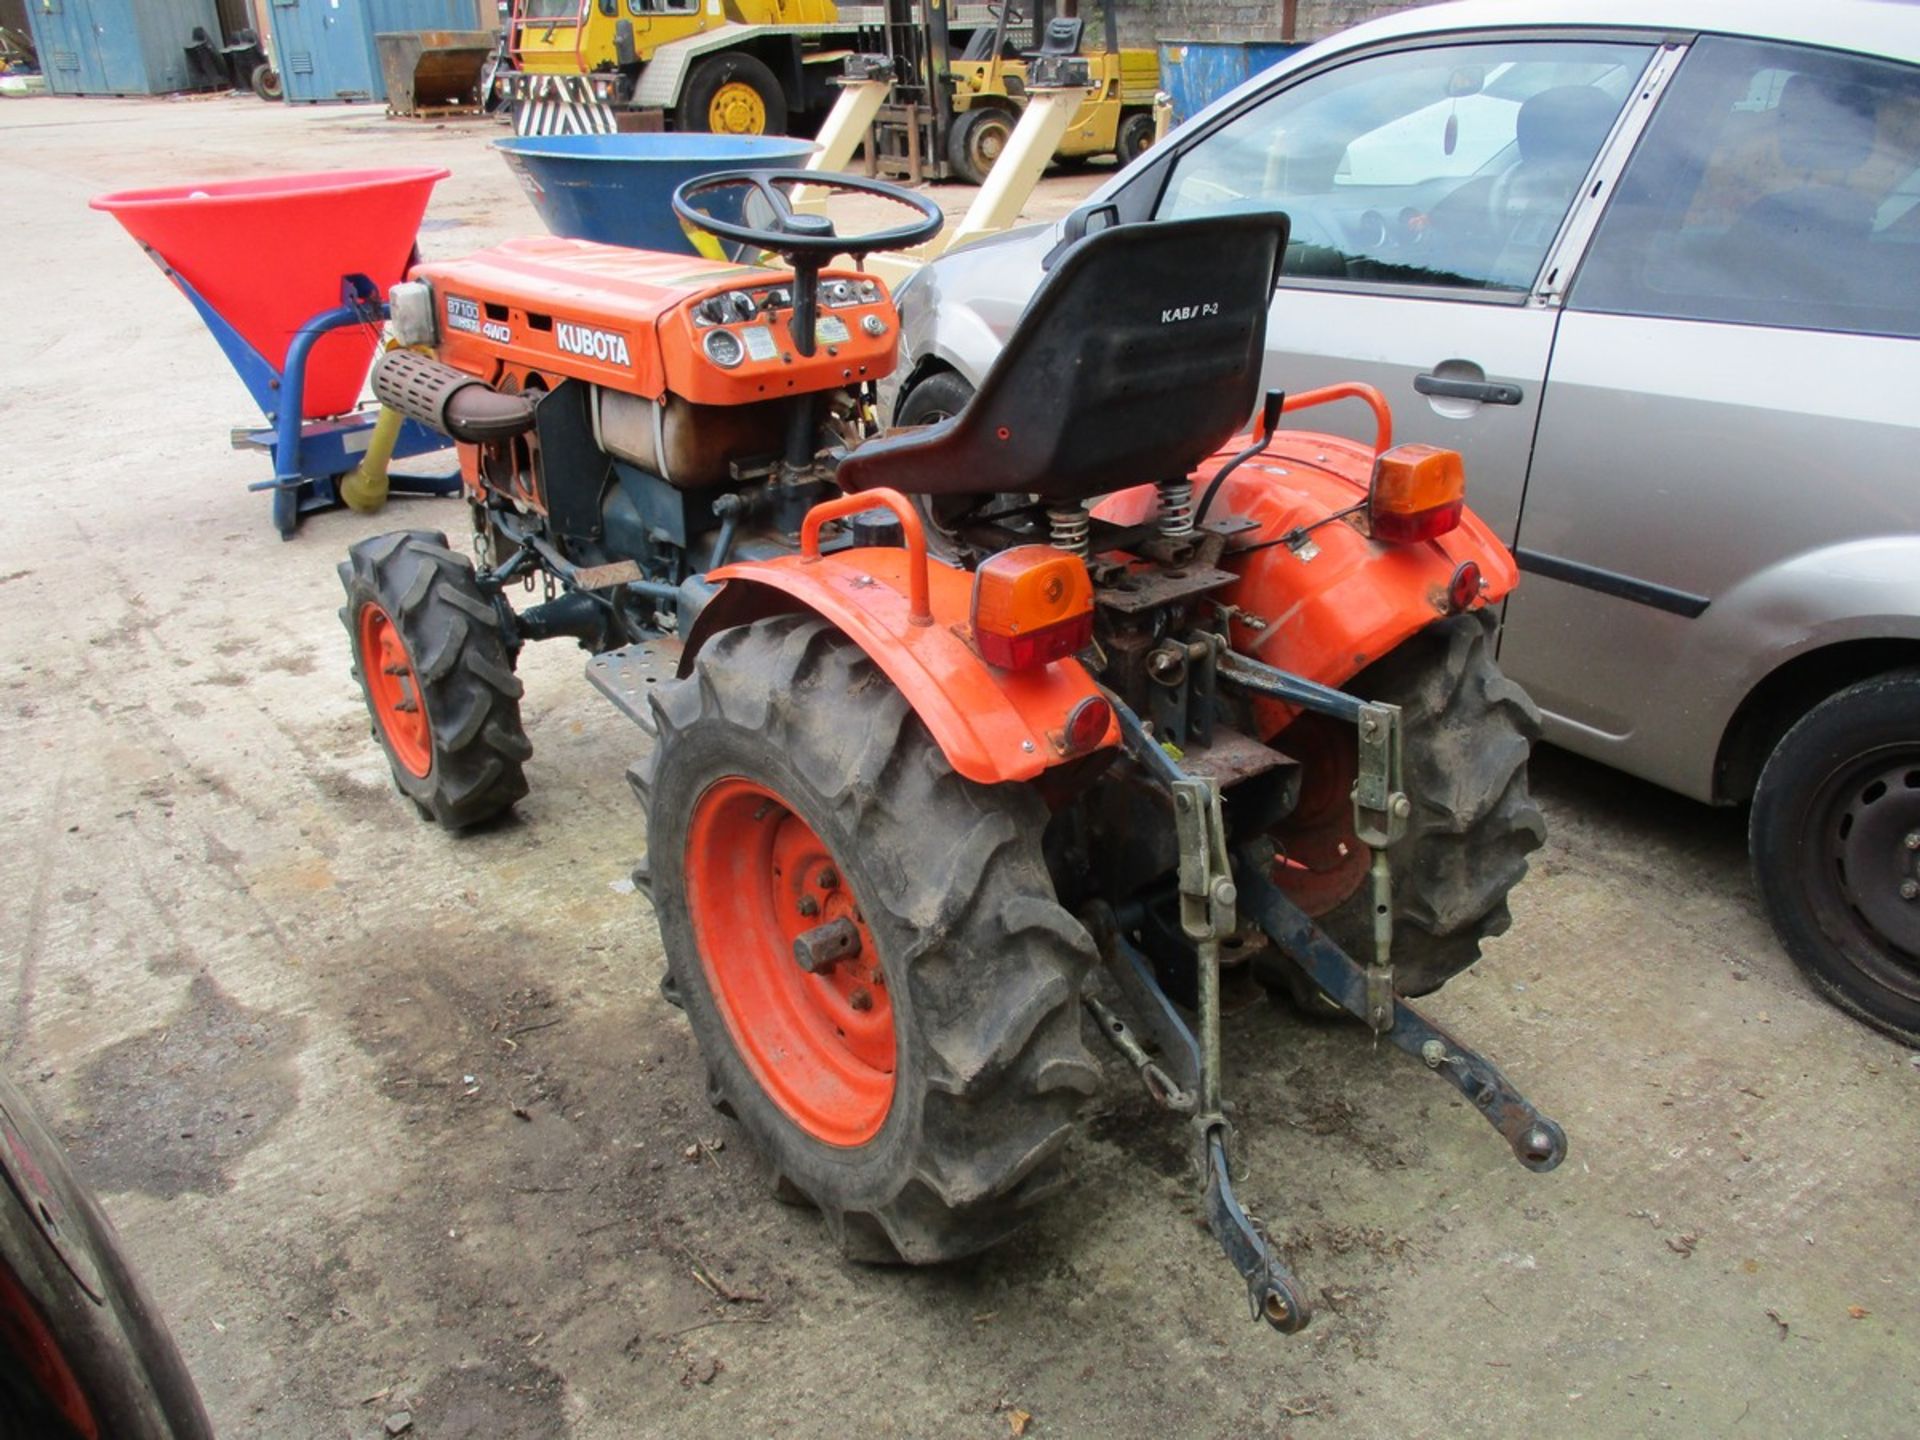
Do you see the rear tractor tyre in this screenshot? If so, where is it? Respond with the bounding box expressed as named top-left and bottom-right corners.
top-left (339, 530), bottom-right (531, 831)
top-left (948, 106), bottom-right (1016, 186)
top-left (1263, 610), bottom-right (1545, 1003)
top-left (1750, 670), bottom-right (1920, 1045)
top-left (635, 615), bottom-right (1101, 1262)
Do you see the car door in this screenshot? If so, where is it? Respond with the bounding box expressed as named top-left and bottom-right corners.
top-left (1497, 35), bottom-right (1920, 800)
top-left (1148, 34), bottom-right (1668, 540)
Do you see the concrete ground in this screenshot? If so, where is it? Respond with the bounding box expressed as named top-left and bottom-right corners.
top-left (1, 91), bottom-right (1914, 1440)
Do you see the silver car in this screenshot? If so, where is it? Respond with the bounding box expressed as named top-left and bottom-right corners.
top-left (885, 0), bottom-right (1920, 1042)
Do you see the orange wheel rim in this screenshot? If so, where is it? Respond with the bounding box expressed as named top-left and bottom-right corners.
top-left (358, 602), bottom-right (432, 779)
top-left (686, 778), bottom-right (895, 1146)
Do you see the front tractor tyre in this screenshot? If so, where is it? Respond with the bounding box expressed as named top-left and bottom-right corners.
top-left (339, 530), bottom-right (531, 831)
top-left (1751, 670), bottom-right (1920, 1045)
top-left (636, 615), bottom-right (1101, 1263)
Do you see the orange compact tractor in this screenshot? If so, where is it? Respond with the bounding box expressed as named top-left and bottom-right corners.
top-left (343, 172), bottom-right (1564, 1330)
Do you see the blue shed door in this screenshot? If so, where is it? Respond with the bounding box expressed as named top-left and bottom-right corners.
top-left (30, 0), bottom-right (107, 94)
top-left (270, 0), bottom-right (377, 102)
top-left (88, 0), bottom-right (153, 94)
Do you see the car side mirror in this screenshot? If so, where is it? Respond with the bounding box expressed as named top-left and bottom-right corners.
top-left (1042, 202), bottom-right (1121, 271)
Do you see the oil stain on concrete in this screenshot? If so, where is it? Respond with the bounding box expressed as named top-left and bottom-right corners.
top-left (66, 973), bottom-right (303, 1198)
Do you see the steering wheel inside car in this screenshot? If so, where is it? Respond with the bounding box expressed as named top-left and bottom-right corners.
top-left (672, 170), bottom-right (945, 357)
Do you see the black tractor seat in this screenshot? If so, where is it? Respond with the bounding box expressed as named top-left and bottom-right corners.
top-left (837, 212), bottom-right (1290, 503)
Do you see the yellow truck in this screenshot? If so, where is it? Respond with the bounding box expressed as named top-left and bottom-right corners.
top-left (497, 0), bottom-right (932, 136)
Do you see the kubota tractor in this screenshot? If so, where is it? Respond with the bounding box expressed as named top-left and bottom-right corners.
top-left (342, 171), bottom-right (1565, 1330)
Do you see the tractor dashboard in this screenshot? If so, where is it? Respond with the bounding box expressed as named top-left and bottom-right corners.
top-left (409, 236), bottom-right (900, 409)
top-left (660, 273), bottom-right (898, 408)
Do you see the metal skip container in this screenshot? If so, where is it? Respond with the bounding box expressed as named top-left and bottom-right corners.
top-left (375, 29), bottom-right (495, 117)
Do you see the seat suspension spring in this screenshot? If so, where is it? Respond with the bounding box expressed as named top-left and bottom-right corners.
top-left (1158, 479), bottom-right (1195, 538)
top-left (1049, 504), bottom-right (1090, 558)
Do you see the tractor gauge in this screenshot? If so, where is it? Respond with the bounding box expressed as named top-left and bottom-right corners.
top-left (703, 329), bottom-right (746, 369)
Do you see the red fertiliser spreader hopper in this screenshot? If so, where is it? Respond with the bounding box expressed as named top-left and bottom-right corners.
top-left (93, 167), bottom-right (461, 538)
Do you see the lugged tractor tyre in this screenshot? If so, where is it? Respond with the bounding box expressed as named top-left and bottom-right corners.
top-left (634, 614), bottom-right (1102, 1263)
top-left (1273, 610), bottom-right (1546, 1000)
top-left (339, 530), bottom-right (531, 831)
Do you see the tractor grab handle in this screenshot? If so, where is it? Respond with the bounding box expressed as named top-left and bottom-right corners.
top-left (1282, 382), bottom-right (1393, 456)
top-left (799, 488), bottom-right (933, 626)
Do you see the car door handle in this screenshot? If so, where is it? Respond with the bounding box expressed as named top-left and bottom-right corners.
top-left (1414, 373), bottom-right (1524, 405)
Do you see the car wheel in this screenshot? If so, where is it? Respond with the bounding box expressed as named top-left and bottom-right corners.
top-left (1750, 670), bottom-right (1920, 1044)
top-left (892, 372), bottom-right (1002, 548)
top-left (895, 370), bottom-right (974, 427)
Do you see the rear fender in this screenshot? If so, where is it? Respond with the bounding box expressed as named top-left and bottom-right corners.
top-left (1095, 431), bottom-right (1518, 730)
top-left (682, 547), bottom-right (1117, 787)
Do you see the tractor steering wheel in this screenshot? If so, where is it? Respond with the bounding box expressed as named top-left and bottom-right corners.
top-left (672, 170), bottom-right (945, 357)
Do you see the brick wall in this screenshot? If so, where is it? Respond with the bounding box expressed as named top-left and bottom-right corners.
top-left (1113, 0), bottom-right (1435, 49)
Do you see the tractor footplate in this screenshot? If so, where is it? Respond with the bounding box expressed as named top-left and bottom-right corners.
top-left (585, 639), bottom-right (684, 735)
top-left (1233, 851), bottom-right (1569, 1173)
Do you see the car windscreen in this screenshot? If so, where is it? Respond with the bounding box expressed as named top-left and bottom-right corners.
top-left (1158, 39), bottom-right (1652, 293)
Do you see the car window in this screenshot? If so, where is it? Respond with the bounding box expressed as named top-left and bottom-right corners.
top-left (1570, 37), bottom-right (1920, 339)
top-left (1157, 40), bottom-right (1651, 293)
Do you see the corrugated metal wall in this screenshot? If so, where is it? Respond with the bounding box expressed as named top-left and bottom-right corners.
top-left (268, 0), bottom-right (487, 103)
top-left (27, 0), bottom-right (223, 95)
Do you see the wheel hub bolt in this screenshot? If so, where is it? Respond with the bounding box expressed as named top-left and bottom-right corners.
top-left (848, 986), bottom-right (873, 1012)
top-left (817, 867), bottom-right (839, 890)
top-left (797, 895), bottom-right (820, 918)
top-left (1906, 831), bottom-right (1920, 851)
top-left (1901, 880), bottom-right (1919, 902)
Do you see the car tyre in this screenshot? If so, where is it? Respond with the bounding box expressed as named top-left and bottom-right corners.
top-left (1751, 670), bottom-right (1920, 1044)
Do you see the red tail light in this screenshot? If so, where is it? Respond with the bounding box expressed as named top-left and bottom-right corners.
top-left (1369, 443), bottom-right (1465, 544)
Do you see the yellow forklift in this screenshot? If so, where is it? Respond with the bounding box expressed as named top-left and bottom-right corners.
top-left (936, 0), bottom-right (1159, 184)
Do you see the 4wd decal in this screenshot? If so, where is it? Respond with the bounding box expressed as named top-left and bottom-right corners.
top-left (556, 321), bottom-right (632, 367)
